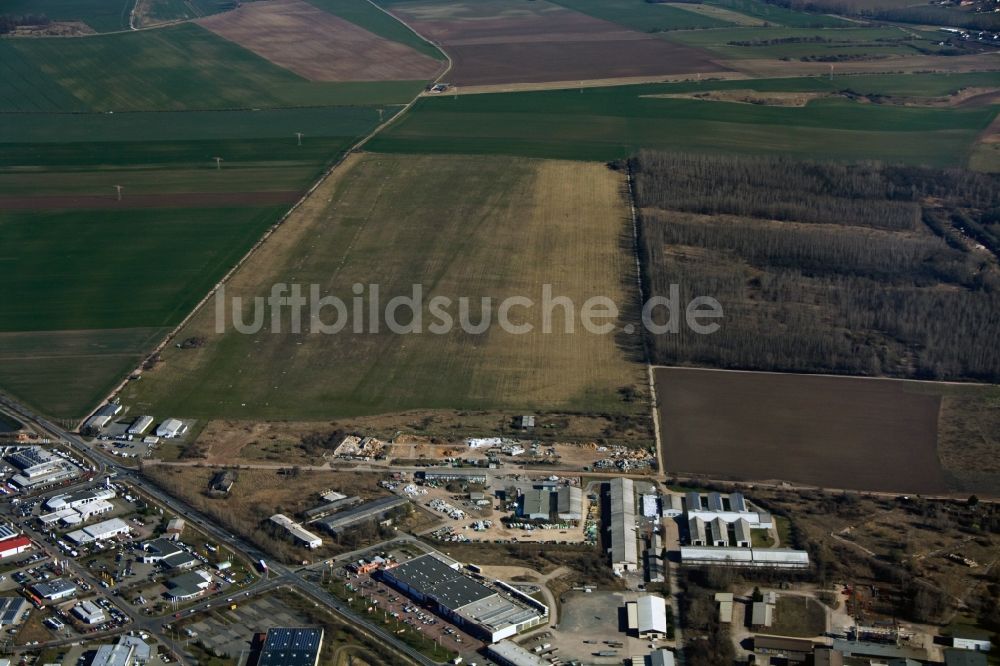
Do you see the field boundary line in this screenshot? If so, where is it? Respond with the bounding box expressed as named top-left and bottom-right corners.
top-left (88, 10), bottom-right (453, 430)
top-left (624, 163), bottom-right (664, 478)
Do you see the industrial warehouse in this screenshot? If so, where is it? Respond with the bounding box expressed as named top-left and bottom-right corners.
top-left (315, 495), bottom-right (408, 535)
top-left (679, 491), bottom-right (809, 569)
top-left (379, 554), bottom-right (547, 643)
top-left (606, 477), bottom-right (638, 574)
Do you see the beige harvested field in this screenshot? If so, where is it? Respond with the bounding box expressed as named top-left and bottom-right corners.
top-left (196, 0), bottom-right (443, 82)
top-left (388, 0), bottom-right (724, 85)
top-left (125, 154), bottom-right (646, 422)
top-left (447, 71), bottom-right (750, 95)
top-left (643, 89), bottom-right (825, 106)
top-left (663, 2), bottom-right (769, 25)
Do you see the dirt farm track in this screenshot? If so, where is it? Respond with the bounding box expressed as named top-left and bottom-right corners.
top-left (656, 367), bottom-right (950, 494)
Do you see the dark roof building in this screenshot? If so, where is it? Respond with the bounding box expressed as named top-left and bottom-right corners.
top-left (257, 627), bottom-right (323, 666)
top-left (945, 649), bottom-right (989, 666)
top-left (316, 496), bottom-right (408, 535)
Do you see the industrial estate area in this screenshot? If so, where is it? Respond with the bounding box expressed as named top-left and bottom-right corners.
top-left (0, 404), bottom-right (996, 666)
top-left (0, 0), bottom-right (998, 662)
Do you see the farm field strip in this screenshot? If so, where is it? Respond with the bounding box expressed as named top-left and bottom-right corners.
top-left (307, 0), bottom-right (445, 61)
top-left (367, 83), bottom-right (996, 164)
top-left (122, 153), bottom-right (646, 421)
top-left (0, 23), bottom-right (427, 112)
top-left (196, 0), bottom-right (443, 82)
top-left (383, 0), bottom-right (726, 86)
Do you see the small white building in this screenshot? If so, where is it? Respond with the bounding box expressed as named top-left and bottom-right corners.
top-left (72, 600), bottom-right (106, 625)
top-left (952, 631), bottom-right (992, 652)
top-left (127, 415), bottom-right (154, 435)
top-left (155, 418), bottom-right (186, 439)
top-left (636, 594), bottom-right (668, 639)
top-left (66, 517), bottom-right (130, 545)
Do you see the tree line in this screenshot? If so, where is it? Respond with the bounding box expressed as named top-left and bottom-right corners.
top-left (633, 151), bottom-right (1000, 382)
top-left (0, 14), bottom-right (50, 33)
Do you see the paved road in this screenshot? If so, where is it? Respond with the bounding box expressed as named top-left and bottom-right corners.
top-left (0, 396), bottom-right (437, 666)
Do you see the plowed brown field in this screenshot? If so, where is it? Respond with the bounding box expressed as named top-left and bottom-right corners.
top-left (197, 0), bottom-right (443, 82)
top-left (388, 0), bottom-right (724, 86)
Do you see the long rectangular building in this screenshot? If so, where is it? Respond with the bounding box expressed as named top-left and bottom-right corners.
top-left (680, 547), bottom-right (809, 569)
top-left (607, 478), bottom-right (638, 573)
top-left (421, 468), bottom-right (489, 484)
top-left (315, 496), bottom-right (408, 535)
top-left (270, 514), bottom-right (322, 549)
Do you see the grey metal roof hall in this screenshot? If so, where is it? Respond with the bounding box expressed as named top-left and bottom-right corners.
top-left (384, 554), bottom-right (496, 610)
top-left (258, 627), bottom-right (323, 666)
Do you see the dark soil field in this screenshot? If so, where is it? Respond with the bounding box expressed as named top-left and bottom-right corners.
top-left (388, 0), bottom-right (724, 85)
top-left (656, 367), bottom-right (948, 493)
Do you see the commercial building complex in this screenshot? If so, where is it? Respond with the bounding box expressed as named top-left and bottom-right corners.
top-left (380, 554), bottom-right (547, 642)
top-left (6, 446), bottom-right (79, 488)
top-left (67, 517), bottom-right (130, 545)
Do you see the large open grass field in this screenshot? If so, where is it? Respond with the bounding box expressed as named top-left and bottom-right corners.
top-left (367, 78), bottom-right (997, 165)
top-left (122, 153), bottom-right (646, 420)
top-left (0, 24), bottom-right (425, 112)
top-left (657, 367), bottom-right (953, 494)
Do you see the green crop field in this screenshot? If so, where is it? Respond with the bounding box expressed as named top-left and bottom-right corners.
top-left (0, 105), bottom-right (387, 418)
top-left (1, 206), bottom-right (290, 332)
top-left (367, 79), bottom-right (997, 165)
top-left (0, 328), bottom-right (168, 422)
top-left (122, 153), bottom-right (646, 421)
top-left (548, 0), bottom-right (732, 30)
top-left (1, 0), bottom-right (137, 32)
top-left (0, 24), bottom-right (425, 112)
top-left (312, 0), bottom-right (444, 60)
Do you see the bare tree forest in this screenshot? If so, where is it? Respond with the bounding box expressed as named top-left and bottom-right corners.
top-left (632, 152), bottom-right (1000, 381)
